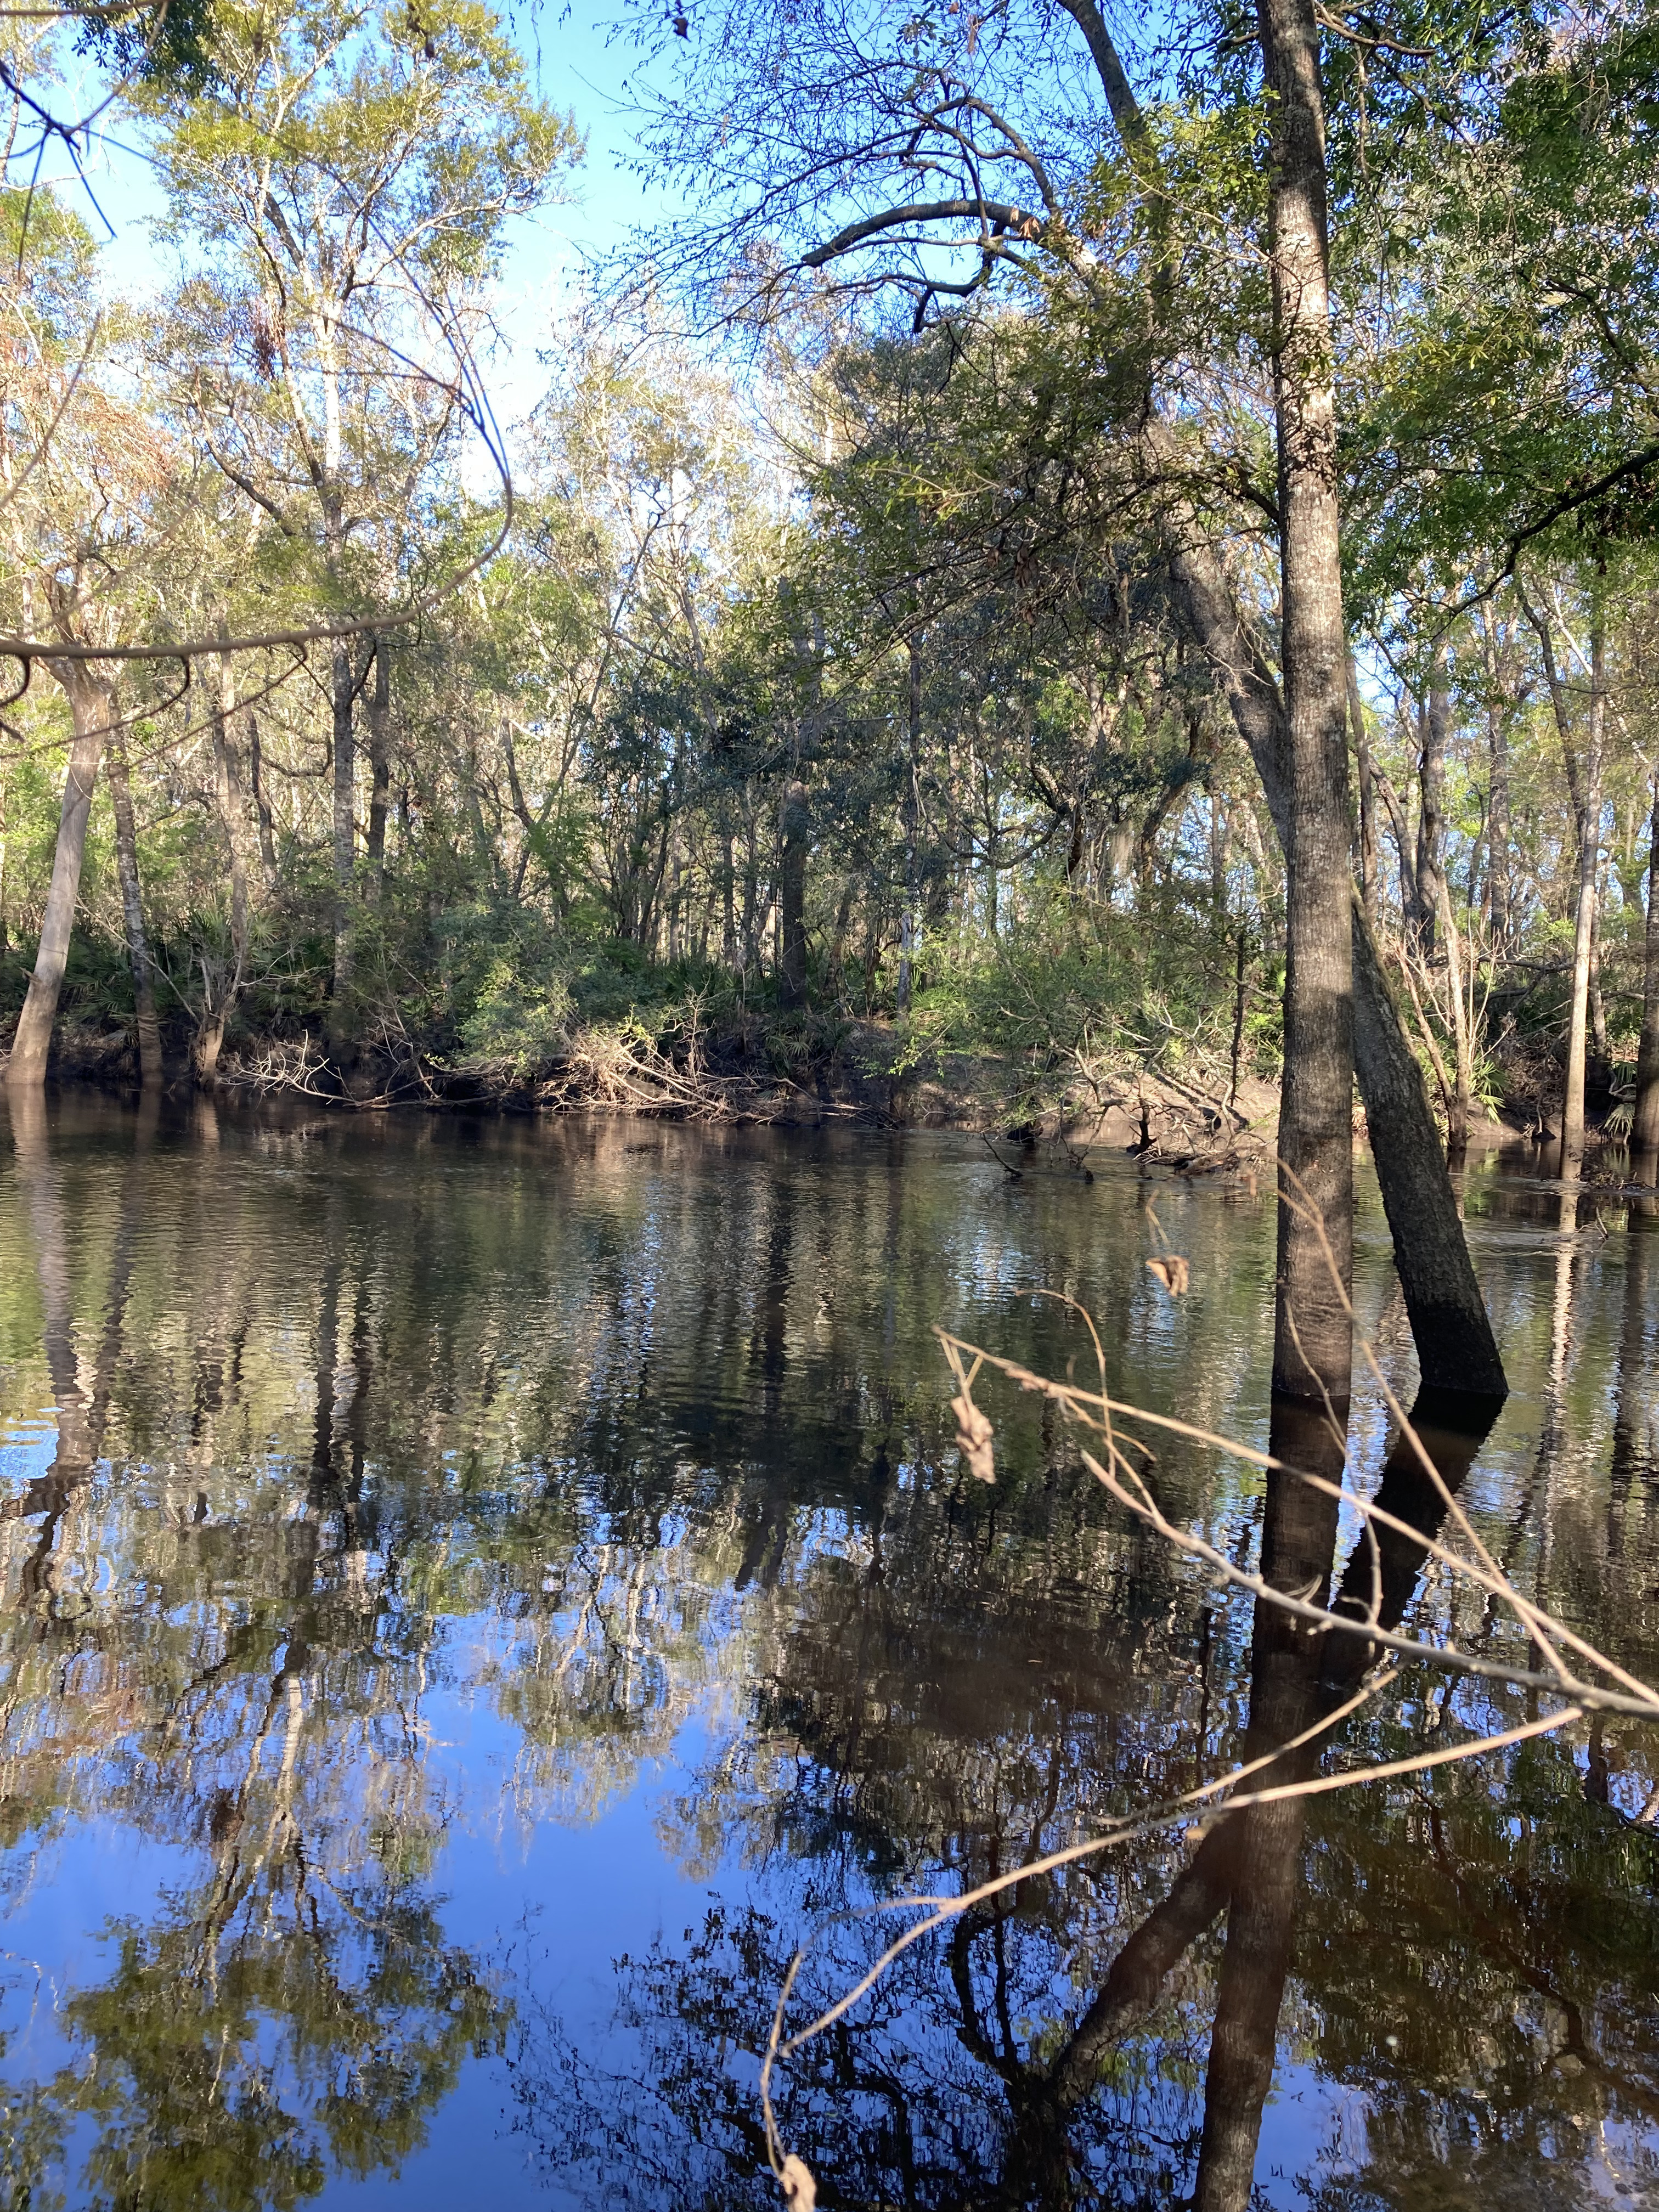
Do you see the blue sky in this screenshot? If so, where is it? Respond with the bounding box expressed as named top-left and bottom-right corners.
top-left (37, 5), bottom-right (672, 428)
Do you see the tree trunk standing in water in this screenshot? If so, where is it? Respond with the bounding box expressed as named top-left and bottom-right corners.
top-left (1036, 23), bottom-right (1496, 1397)
top-left (365, 632), bottom-right (391, 894)
top-left (105, 733), bottom-right (164, 1090)
top-left (1167, 535), bottom-right (1508, 1400)
top-left (1632, 770), bottom-right (1659, 1170)
top-left (1254, 0), bottom-right (1355, 1404)
top-left (8, 665), bottom-right (116, 1089)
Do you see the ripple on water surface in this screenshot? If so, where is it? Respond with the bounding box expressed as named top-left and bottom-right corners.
top-left (0, 1091), bottom-right (1652, 2211)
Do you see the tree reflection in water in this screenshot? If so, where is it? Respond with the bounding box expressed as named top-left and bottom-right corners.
top-left (506, 1381), bottom-right (1659, 2211)
top-left (0, 1100), bottom-right (1653, 2209)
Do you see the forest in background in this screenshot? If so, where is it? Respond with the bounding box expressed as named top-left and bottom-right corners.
top-left (2, 0), bottom-right (1658, 1159)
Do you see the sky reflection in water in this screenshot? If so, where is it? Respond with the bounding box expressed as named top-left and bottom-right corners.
top-left (0, 1092), bottom-right (1653, 2211)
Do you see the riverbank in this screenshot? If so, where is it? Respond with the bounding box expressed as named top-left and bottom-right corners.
top-left (15, 1001), bottom-right (1294, 1155)
top-left (6, 1000), bottom-right (1573, 1169)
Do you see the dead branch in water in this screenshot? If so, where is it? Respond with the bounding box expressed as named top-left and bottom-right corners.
top-left (758, 1173), bottom-right (1659, 2207)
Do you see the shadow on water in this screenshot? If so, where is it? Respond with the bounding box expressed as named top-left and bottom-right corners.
top-left (0, 1097), bottom-right (1654, 2208)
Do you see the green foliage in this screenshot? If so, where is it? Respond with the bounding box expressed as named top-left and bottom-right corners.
top-left (912, 881), bottom-right (1273, 1107)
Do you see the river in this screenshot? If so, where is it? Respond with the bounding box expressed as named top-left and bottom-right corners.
top-left (0, 1091), bottom-right (1652, 2209)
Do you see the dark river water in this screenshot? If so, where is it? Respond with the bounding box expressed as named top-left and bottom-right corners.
top-left (0, 1091), bottom-right (1653, 2211)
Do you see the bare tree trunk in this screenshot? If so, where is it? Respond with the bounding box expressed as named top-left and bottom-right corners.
top-left (1256, 0), bottom-right (1354, 1406)
top-left (1561, 615), bottom-right (1606, 1169)
top-left (365, 631), bottom-right (390, 894)
top-left (1632, 770), bottom-right (1659, 1167)
top-left (1437, 875), bottom-right (1473, 1153)
top-left (1589, 913), bottom-right (1609, 1063)
top-left (105, 733), bottom-right (163, 1090)
top-left (328, 637), bottom-right (358, 1064)
top-left (1346, 657), bottom-right (1378, 922)
top-left (196, 652), bottom-right (255, 1085)
top-left (1409, 670), bottom-right (1449, 958)
top-left (896, 637), bottom-right (923, 1018)
top-left (778, 595), bottom-right (822, 1011)
top-left (247, 710), bottom-right (278, 878)
top-left (8, 665), bottom-right (114, 1088)
top-left (721, 826), bottom-right (737, 969)
top-left (777, 784), bottom-right (808, 1007)
top-left (1485, 704), bottom-right (1513, 957)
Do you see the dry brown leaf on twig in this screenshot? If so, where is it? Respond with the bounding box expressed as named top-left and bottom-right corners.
top-left (779, 2152), bottom-right (818, 2209)
top-left (950, 1393), bottom-right (996, 1482)
top-left (1147, 1254), bottom-right (1190, 1297)
top-left (950, 1391), bottom-right (996, 1482)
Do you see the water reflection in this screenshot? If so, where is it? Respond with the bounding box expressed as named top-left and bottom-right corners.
top-left (0, 1098), bottom-right (1652, 2209)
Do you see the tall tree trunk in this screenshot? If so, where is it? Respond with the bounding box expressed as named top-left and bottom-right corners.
top-left (1256, 0), bottom-right (1354, 1406)
top-left (195, 651), bottom-right (255, 1085)
top-left (1409, 670), bottom-right (1449, 958)
top-left (1561, 614), bottom-right (1606, 1169)
top-left (1165, 539), bottom-right (1508, 1401)
top-left (778, 596), bottom-right (822, 1011)
top-left (721, 826), bottom-right (737, 970)
top-left (1083, 0), bottom-right (1498, 1397)
top-left (1437, 874), bottom-right (1474, 1153)
top-left (1632, 770), bottom-right (1659, 1167)
top-left (8, 664), bottom-right (114, 1088)
top-left (1483, 675), bottom-right (1513, 956)
top-left (1346, 658), bottom-right (1378, 923)
top-left (777, 785), bottom-right (809, 1007)
top-left (328, 637), bottom-right (358, 1064)
top-left (365, 631), bottom-right (390, 894)
top-left (247, 709), bottom-right (278, 879)
top-left (105, 732), bottom-right (163, 1090)
top-left (896, 636), bottom-right (923, 1018)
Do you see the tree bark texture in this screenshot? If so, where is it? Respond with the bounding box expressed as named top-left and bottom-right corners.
top-left (1255, 0), bottom-right (1355, 1405)
top-left (105, 733), bottom-right (163, 1090)
top-left (8, 665), bottom-right (113, 1088)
